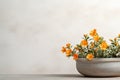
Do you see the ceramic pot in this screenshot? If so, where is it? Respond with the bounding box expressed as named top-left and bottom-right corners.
top-left (76, 58), bottom-right (120, 77)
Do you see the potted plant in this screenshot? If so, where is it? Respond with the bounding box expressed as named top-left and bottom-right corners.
top-left (61, 29), bottom-right (120, 77)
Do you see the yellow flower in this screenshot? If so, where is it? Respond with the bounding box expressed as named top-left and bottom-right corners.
top-left (86, 53), bottom-right (94, 60)
top-left (93, 35), bottom-right (99, 41)
top-left (90, 29), bottom-right (97, 37)
top-left (61, 47), bottom-right (66, 53)
top-left (100, 41), bottom-right (108, 50)
top-left (73, 53), bottom-right (78, 60)
top-left (66, 49), bottom-right (72, 56)
top-left (80, 40), bottom-right (88, 47)
top-left (66, 43), bottom-right (71, 47)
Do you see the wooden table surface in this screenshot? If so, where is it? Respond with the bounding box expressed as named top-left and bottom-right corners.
top-left (0, 74), bottom-right (120, 80)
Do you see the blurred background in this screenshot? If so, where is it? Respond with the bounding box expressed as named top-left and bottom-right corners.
top-left (0, 0), bottom-right (120, 74)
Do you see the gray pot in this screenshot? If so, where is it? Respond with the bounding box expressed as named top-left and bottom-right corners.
top-left (76, 58), bottom-right (120, 77)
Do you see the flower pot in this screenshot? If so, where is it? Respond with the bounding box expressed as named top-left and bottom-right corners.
top-left (76, 58), bottom-right (120, 77)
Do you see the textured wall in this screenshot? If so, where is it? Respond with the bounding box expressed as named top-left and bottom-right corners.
top-left (0, 0), bottom-right (120, 74)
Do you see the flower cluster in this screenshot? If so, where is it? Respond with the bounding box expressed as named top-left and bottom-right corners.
top-left (61, 29), bottom-right (120, 60)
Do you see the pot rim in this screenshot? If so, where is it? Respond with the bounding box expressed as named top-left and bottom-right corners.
top-left (77, 58), bottom-right (120, 62)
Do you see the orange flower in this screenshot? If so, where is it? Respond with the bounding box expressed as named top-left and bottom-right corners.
top-left (93, 35), bottom-right (99, 41)
top-left (80, 40), bottom-right (88, 47)
top-left (86, 53), bottom-right (94, 60)
top-left (90, 29), bottom-right (97, 37)
top-left (61, 47), bottom-right (66, 53)
top-left (100, 41), bottom-right (108, 50)
top-left (66, 49), bottom-right (72, 56)
top-left (73, 53), bottom-right (78, 60)
top-left (66, 43), bottom-right (71, 47)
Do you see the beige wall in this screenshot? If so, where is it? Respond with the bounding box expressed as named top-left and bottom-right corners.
top-left (0, 0), bottom-right (120, 74)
